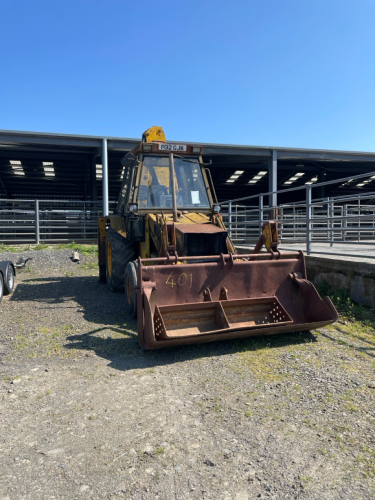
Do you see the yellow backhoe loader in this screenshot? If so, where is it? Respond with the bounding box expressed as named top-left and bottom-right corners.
top-left (98, 127), bottom-right (338, 349)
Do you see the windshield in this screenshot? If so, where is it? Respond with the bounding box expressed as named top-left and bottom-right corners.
top-left (137, 156), bottom-right (210, 209)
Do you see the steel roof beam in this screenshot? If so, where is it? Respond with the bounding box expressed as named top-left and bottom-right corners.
top-left (277, 151), bottom-right (375, 162)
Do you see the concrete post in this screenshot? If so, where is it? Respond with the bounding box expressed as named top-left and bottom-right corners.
top-left (228, 201), bottom-right (232, 238)
top-left (35, 199), bottom-right (40, 244)
top-left (102, 139), bottom-right (109, 217)
top-left (268, 150), bottom-right (277, 219)
top-left (306, 186), bottom-right (312, 255)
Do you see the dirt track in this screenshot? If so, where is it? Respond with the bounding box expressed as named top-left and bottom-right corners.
top-left (0, 247), bottom-right (374, 499)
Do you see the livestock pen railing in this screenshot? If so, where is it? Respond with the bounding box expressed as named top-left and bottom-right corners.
top-left (221, 171), bottom-right (375, 259)
top-left (1, 171), bottom-right (375, 258)
top-left (0, 200), bottom-right (116, 243)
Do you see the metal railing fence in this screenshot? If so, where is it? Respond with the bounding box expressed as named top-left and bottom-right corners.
top-left (221, 170), bottom-right (375, 259)
top-left (0, 199), bottom-right (116, 243)
top-left (1, 170), bottom-right (375, 258)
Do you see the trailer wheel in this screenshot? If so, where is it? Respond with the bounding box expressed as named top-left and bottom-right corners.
top-left (125, 261), bottom-right (138, 318)
top-left (106, 228), bottom-right (135, 292)
top-left (0, 273), bottom-right (3, 303)
top-left (4, 265), bottom-right (15, 295)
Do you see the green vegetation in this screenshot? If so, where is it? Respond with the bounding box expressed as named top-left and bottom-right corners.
top-left (317, 281), bottom-right (375, 328)
top-left (34, 243), bottom-right (48, 250)
top-left (316, 281), bottom-right (375, 357)
top-left (56, 241), bottom-right (97, 255)
top-left (0, 242), bottom-right (98, 255)
top-left (0, 243), bottom-right (19, 252)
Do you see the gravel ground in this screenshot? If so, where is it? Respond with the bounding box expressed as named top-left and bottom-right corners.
top-left (0, 247), bottom-right (374, 500)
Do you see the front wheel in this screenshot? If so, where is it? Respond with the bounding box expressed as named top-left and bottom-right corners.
top-left (106, 228), bottom-right (135, 292)
top-left (125, 261), bottom-right (138, 318)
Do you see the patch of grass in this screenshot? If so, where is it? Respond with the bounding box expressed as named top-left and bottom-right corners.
top-left (355, 453), bottom-right (375, 477)
top-left (245, 410), bottom-right (252, 417)
top-left (82, 262), bottom-right (97, 270)
top-left (34, 243), bottom-right (47, 250)
top-left (155, 446), bottom-right (165, 455)
top-left (317, 281), bottom-right (375, 330)
top-left (299, 475), bottom-right (312, 483)
top-left (65, 271), bottom-right (74, 277)
top-left (0, 243), bottom-right (19, 252)
top-left (232, 345), bottom-right (286, 382)
top-left (56, 242), bottom-right (98, 256)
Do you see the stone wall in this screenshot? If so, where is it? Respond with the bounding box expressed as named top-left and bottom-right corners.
top-left (235, 246), bottom-right (375, 308)
top-left (305, 256), bottom-right (375, 308)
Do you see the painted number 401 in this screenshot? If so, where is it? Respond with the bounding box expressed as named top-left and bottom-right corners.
top-left (166, 272), bottom-right (193, 288)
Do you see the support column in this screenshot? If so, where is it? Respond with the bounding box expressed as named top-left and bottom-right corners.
top-left (102, 139), bottom-right (109, 216)
top-left (268, 150), bottom-right (277, 218)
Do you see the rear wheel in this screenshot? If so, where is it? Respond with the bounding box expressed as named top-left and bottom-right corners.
top-left (4, 265), bottom-right (14, 295)
top-left (106, 228), bottom-right (135, 292)
top-left (125, 261), bottom-right (138, 318)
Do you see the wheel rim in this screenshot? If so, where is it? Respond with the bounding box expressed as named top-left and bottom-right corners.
top-left (8, 268), bottom-right (14, 290)
top-left (107, 241), bottom-right (112, 277)
top-left (0, 277), bottom-right (3, 298)
top-left (126, 275), bottom-right (132, 305)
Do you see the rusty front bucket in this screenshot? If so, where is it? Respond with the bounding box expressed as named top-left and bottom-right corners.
top-left (136, 252), bottom-right (338, 350)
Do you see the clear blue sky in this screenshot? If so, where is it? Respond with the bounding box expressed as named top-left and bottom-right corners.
top-left (1, 0), bottom-right (374, 151)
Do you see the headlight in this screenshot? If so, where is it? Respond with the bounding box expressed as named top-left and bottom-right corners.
top-left (213, 204), bottom-right (221, 213)
top-left (129, 203), bottom-right (138, 213)
top-left (142, 143), bottom-right (153, 151)
top-left (192, 146), bottom-right (202, 153)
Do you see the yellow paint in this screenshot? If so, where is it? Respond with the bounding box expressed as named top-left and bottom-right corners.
top-left (149, 212), bottom-right (210, 225)
top-left (107, 215), bottom-right (126, 233)
top-left (166, 272), bottom-right (176, 288)
top-left (154, 166), bottom-right (170, 189)
top-left (142, 126), bottom-right (166, 143)
top-left (98, 217), bottom-right (107, 243)
top-left (166, 271), bottom-right (193, 289)
top-left (140, 216), bottom-right (150, 258)
top-left (262, 222), bottom-right (277, 252)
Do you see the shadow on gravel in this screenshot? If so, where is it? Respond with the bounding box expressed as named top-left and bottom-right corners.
top-left (65, 330), bottom-right (318, 372)
top-left (319, 331), bottom-right (375, 358)
top-left (10, 275), bottom-right (318, 371)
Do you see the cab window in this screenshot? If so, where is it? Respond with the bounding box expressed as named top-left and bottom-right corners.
top-left (137, 156), bottom-right (210, 209)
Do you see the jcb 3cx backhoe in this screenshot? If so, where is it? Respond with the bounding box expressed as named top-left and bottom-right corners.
top-left (98, 127), bottom-right (338, 349)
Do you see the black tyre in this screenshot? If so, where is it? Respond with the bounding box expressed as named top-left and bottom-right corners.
top-left (125, 261), bottom-right (138, 318)
top-left (0, 273), bottom-right (3, 303)
top-left (106, 228), bottom-right (135, 292)
top-left (4, 265), bottom-right (15, 295)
